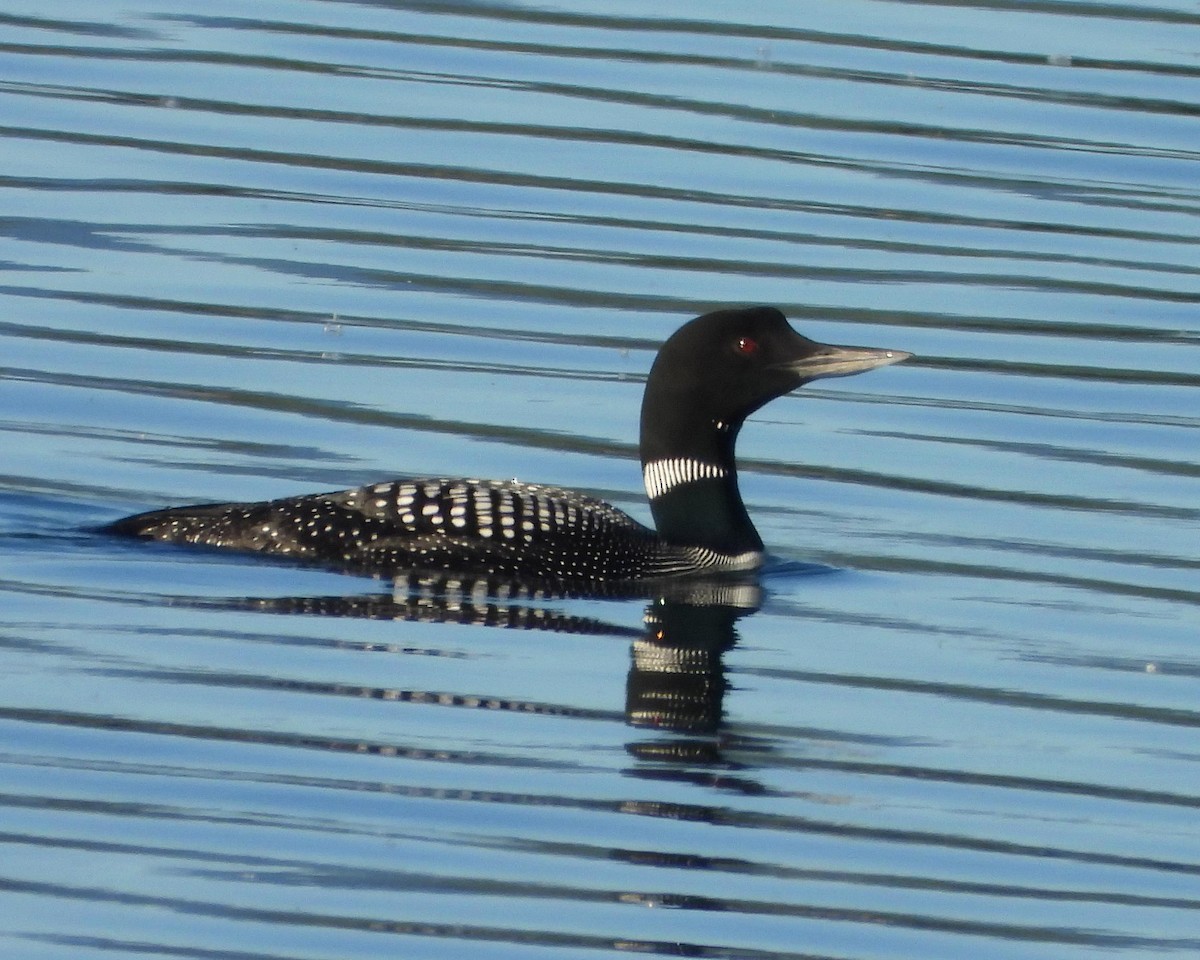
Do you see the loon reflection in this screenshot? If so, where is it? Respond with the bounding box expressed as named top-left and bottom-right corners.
top-left (189, 569), bottom-right (767, 736)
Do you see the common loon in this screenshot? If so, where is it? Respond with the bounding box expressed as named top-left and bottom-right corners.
top-left (106, 307), bottom-right (909, 584)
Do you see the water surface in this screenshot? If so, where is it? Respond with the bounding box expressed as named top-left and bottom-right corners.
top-left (1, 2), bottom-right (1198, 958)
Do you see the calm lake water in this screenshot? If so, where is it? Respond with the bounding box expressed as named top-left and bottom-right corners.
top-left (1, 2), bottom-right (1198, 958)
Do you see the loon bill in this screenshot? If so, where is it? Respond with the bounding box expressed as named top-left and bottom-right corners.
top-left (105, 306), bottom-right (910, 584)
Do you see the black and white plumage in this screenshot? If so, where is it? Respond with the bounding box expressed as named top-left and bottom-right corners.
top-left (106, 307), bottom-right (910, 585)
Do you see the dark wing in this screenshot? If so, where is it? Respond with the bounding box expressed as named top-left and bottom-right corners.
top-left (107, 477), bottom-right (664, 581)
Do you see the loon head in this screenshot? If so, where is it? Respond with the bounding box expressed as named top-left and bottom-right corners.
top-left (639, 306), bottom-right (910, 552)
top-left (640, 306), bottom-right (910, 462)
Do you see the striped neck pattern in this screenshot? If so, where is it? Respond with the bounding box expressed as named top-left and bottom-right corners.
top-left (643, 458), bottom-right (728, 501)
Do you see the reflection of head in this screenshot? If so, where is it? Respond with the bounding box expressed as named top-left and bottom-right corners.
top-left (626, 597), bottom-right (757, 734)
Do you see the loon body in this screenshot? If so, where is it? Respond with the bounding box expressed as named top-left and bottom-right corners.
top-left (106, 307), bottom-right (909, 584)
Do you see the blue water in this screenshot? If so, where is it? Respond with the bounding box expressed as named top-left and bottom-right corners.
top-left (1, 2), bottom-right (1198, 958)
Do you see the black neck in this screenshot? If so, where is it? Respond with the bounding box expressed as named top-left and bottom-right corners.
top-left (647, 471), bottom-right (763, 554)
top-left (639, 411), bottom-right (763, 553)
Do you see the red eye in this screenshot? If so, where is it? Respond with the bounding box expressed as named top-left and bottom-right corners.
top-left (735, 336), bottom-right (759, 356)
